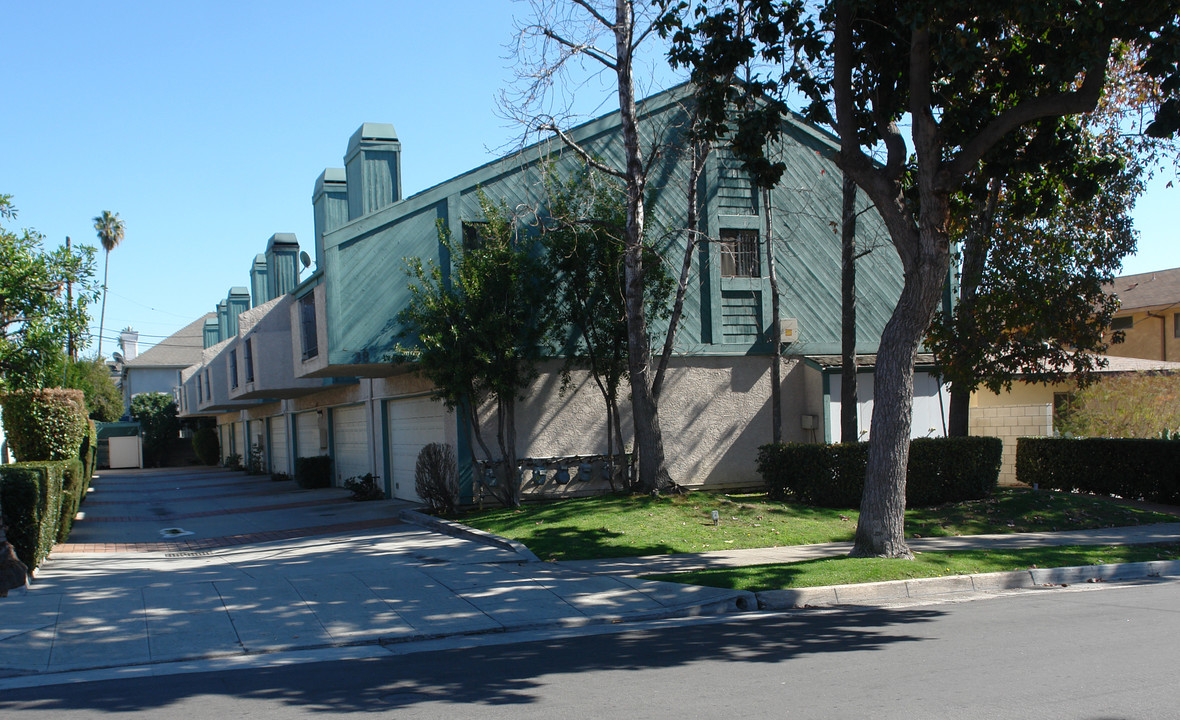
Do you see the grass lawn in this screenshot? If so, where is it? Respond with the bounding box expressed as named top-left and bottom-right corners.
top-left (642, 543), bottom-right (1180, 591)
top-left (454, 488), bottom-right (1177, 562)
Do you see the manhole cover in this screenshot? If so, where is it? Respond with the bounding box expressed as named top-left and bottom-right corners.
top-left (159, 527), bottom-right (194, 538)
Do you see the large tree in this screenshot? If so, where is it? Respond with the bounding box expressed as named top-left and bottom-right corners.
top-left (93, 210), bottom-right (125, 359)
top-left (928, 127), bottom-right (1142, 435)
top-left (0, 195), bottom-right (97, 392)
top-left (666, 0), bottom-right (1180, 556)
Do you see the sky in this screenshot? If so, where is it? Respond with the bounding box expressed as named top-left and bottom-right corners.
top-left (2, 2), bottom-right (1177, 357)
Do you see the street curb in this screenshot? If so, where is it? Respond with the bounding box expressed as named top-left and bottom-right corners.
top-left (398, 509), bottom-right (542, 562)
top-left (755, 559), bottom-right (1180, 610)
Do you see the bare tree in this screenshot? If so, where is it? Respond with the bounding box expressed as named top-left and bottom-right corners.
top-left (504, 0), bottom-right (682, 492)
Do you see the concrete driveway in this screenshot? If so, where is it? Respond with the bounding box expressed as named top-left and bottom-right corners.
top-left (0, 467), bottom-right (752, 679)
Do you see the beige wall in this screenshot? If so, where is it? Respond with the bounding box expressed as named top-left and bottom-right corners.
top-left (1105, 309), bottom-right (1180, 362)
top-left (969, 403), bottom-right (1053, 485)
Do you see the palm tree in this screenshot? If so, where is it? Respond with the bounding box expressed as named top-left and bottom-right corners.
top-left (93, 210), bottom-right (125, 358)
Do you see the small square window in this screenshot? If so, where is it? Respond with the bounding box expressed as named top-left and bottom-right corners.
top-left (719, 229), bottom-right (761, 278)
top-left (1110, 315), bottom-right (1133, 331)
top-left (462, 221), bottom-right (490, 250)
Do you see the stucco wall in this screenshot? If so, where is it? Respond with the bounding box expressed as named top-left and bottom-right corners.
top-left (969, 403), bottom-right (1052, 486)
top-left (1105, 310), bottom-right (1180, 362)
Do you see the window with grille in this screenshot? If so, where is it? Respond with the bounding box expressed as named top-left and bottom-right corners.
top-left (720, 229), bottom-right (761, 278)
top-left (300, 293), bottom-right (318, 360)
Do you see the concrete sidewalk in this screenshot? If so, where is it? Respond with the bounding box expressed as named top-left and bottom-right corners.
top-left (0, 468), bottom-right (751, 679)
top-left (558, 522), bottom-right (1180, 576)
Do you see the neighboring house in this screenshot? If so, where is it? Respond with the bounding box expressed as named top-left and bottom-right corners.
top-left (970, 355), bottom-right (1180, 485)
top-left (175, 82), bottom-right (950, 502)
top-left (121, 315), bottom-right (213, 414)
top-left (1103, 266), bottom-right (1180, 362)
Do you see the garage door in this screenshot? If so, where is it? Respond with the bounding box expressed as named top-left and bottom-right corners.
top-left (387, 396), bottom-right (447, 501)
top-left (294, 411), bottom-right (323, 460)
top-left (332, 404), bottom-right (370, 485)
top-left (268, 416), bottom-right (289, 475)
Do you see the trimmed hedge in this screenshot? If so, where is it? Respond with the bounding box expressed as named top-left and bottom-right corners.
top-left (1016, 437), bottom-right (1180, 504)
top-left (56, 458), bottom-right (85, 542)
top-left (757, 436), bottom-right (1003, 508)
top-left (295, 455), bottom-right (332, 489)
top-left (192, 426), bottom-right (220, 466)
top-left (0, 388), bottom-right (88, 461)
top-left (0, 461), bottom-right (67, 570)
top-left (78, 419), bottom-right (98, 502)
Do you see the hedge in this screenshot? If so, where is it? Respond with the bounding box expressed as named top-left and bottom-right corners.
top-left (0, 461), bottom-right (67, 570)
top-left (1016, 437), bottom-right (1180, 504)
top-left (78, 419), bottom-right (98, 501)
top-left (0, 388), bottom-right (88, 461)
top-left (295, 455), bottom-right (332, 489)
top-left (757, 436), bottom-right (1003, 508)
top-left (56, 458), bottom-right (86, 543)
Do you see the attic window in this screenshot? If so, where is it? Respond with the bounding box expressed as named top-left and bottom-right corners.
top-left (1110, 315), bottom-right (1133, 331)
top-left (720, 229), bottom-right (761, 278)
top-left (462, 221), bottom-right (489, 250)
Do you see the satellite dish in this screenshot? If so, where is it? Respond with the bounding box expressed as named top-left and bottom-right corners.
top-left (299, 251), bottom-right (312, 269)
top-left (112, 351), bottom-right (124, 362)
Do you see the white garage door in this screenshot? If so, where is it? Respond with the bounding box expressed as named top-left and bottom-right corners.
top-left (332, 404), bottom-right (370, 485)
top-left (294, 411), bottom-right (323, 460)
top-left (387, 396), bottom-right (447, 501)
top-left (268, 416), bottom-right (289, 475)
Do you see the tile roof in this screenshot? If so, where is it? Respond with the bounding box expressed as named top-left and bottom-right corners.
top-left (124, 313), bottom-right (214, 368)
top-left (1107, 266), bottom-right (1180, 311)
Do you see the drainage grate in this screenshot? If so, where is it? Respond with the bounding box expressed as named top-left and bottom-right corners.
top-left (164, 551), bottom-right (214, 558)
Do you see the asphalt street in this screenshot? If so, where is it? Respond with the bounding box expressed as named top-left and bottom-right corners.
top-left (2, 579), bottom-right (1177, 719)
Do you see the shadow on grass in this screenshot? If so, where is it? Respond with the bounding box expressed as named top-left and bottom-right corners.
top-left (0, 608), bottom-right (943, 713)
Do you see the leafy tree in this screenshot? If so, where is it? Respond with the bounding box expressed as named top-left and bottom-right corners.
top-left (665, 0), bottom-right (1180, 557)
top-left (129, 392), bottom-right (178, 468)
top-left (541, 166), bottom-right (674, 489)
top-left (1056, 373), bottom-right (1180, 439)
top-left (63, 356), bottom-right (123, 422)
top-left (396, 194), bottom-right (554, 508)
top-left (93, 210), bottom-right (125, 359)
top-left (928, 129), bottom-right (1142, 435)
top-left (0, 195), bottom-right (98, 392)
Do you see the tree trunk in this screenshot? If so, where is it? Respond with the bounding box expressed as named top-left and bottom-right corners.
top-left (615, 0), bottom-right (672, 493)
top-left (840, 174), bottom-right (859, 443)
top-left (98, 251), bottom-right (110, 358)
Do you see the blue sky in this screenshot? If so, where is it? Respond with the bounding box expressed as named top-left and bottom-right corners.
top-left (2, 2), bottom-right (1176, 356)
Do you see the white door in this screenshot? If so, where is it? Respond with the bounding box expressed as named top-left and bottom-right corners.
top-left (387, 396), bottom-right (447, 501)
top-left (294, 411), bottom-right (322, 460)
top-left (268, 416), bottom-right (289, 475)
top-left (332, 404), bottom-right (370, 485)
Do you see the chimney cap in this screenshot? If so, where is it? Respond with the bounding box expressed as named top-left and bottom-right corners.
top-left (266, 233), bottom-right (299, 252)
top-left (346, 123), bottom-right (399, 158)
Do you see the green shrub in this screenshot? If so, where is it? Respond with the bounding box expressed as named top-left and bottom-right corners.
top-left (1016, 437), bottom-right (1180, 503)
top-left (0, 388), bottom-right (87, 461)
top-left (344, 473), bottom-right (384, 501)
top-left (192, 426), bottom-right (220, 465)
top-left (270, 472), bottom-right (292, 483)
top-left (56, 458), bottom-right (85, 542)
top-left (295, 455), bottom-right (332, 489)
top-left (0, 461), bottom-right (66, 570)
top-left (129, 392), bottom-right (179, 467)
top-left (224, 453), bottom-right (242, 471)
top-left (757, 437), bottom-right (1002, 508)
top-left (77, 419), bottom-right (98, 501)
